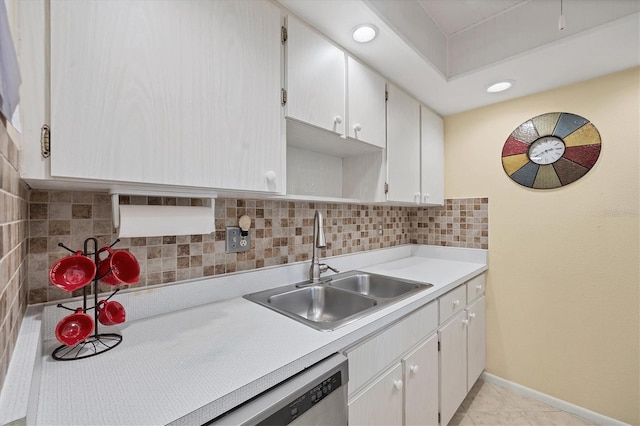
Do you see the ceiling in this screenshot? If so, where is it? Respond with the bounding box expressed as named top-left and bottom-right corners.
top-left (277, 0), bottom-right (640, 116)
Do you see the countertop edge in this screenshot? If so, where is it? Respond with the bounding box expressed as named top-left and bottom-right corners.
top-left (0, 305), bottom-right (43, 426)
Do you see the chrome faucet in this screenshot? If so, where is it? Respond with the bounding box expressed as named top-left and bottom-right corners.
top-left (308, 210), bottom-right (339, 283)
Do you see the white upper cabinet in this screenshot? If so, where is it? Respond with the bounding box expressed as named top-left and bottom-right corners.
top-left (420, 105), bottom-right (445, 205)
top-left (346, 57), bottom-right (386, 149)
top-left (285, 15), bottom-right (345, 135)
top-left (386, 83), bottom-right (421, 203)
top-left (24, 0), bottom-right (284, 193)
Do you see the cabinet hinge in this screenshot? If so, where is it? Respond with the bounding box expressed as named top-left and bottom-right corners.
top-left (40, 124), bottom-right (51, 158)
top-left (385, 90), bottom-right (389, 101)
top-left (281, 26), bottom-right (288, 44)
top-left (384, 182), bottom-right (389, 194)
top-left (438, 413), bottom-right (441, 423)
top-left (281, 88), bottom-right (287, 106)
top-left (437, 341), bottom-right (441, 351)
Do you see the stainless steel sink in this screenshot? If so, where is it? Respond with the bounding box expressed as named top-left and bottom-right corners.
top-left (244, 271), bottom-right (432, 331)
top-left (269, 286), bottom-right (377, 324)
top-left (328, 270), bottom-right (431, 299)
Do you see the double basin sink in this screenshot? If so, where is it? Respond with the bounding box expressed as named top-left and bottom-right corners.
top-left (244, 270), bottom-right (433, 331)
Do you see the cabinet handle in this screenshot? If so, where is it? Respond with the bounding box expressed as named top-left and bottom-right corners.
top-left (409, 365), bottom-right (420, 374)
top-left (334, 115), bottom-right (343, 124)
top-left (453, 299), bottom-right (460, 306)
top-left (462, 319), bottom-right (469, 325)
top-left (353, 123), bottom-right (362, 132)
top-left (469, 313), bottom-right (476, 320)
top-left (393, 379), bottom-right (403, 390)
top-left (265, 171), bottom-right (277, 183)
top-left (422, 193), bottom-right (430, 203)
top-left (476, 284), bottom-right (483, 290)
top-left (414, 192), bottom-right (421, 204)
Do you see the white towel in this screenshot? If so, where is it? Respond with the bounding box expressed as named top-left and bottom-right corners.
top-left (0, 0), bottom-right (21, 129)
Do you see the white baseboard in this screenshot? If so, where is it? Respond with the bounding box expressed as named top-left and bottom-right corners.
top-left (480, 372), bottom-right (629, 426)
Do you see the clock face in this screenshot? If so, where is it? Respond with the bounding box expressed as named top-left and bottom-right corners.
top-left (501, 113), bottom-right (601, 189)
top-left (528, 136), bottom-right (565, 165)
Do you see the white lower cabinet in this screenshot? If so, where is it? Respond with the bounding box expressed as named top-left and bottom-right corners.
top-left (403, 334), bottom-right (439, 426)
top-left (344, 302), bottom-right (438, 425)
top-left (344, 273), bottom-right (485, 426)
top-left (438, 310), bottom-right (468, 425)
top-left (467, 296), bottom-right (486, 392)
top-left (438, 276), bottom-right (487, 425)
top-left (349, 363), bottom-right (404, 425)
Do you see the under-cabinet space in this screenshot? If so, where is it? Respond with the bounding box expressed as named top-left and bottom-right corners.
top-left (285, 146), bottom-right (385, 202)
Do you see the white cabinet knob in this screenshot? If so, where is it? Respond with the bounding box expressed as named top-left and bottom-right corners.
top-left (353, 123), bottom-right (362, 132)
top-left (453, 299), bottom-right (460, 306)
top-left (476, 284), bottom-right (483, 290)
top-left (334, 115), bottom-right (343, 124)
top-left (410, 365), bottom-right (420, 374)
top-left (414, 192), bottom-right (421, 204)
top-left (393, 379), bottom-right (403, 390)
top-left (462, 319), bottom-right (469, 325)
top-left (469, 313), bottom-right (476, 320)
top-left (265, 171), bottom-right (276, 182)
top-left (423, 193), bottom-right (430, 203)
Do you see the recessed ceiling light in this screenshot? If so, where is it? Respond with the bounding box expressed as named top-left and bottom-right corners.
top-left (486, 80), bottom-right (514, 93)
top-left (352, 24), bottom-right (378, 43)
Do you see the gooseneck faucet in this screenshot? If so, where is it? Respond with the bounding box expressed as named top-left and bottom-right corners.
top-left (309, 210), bottom-right (339, 283)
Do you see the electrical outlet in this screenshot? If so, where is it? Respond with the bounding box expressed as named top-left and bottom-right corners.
top-left (377, 222), bottom-right (383, 236)
top-left (226, 226), bottom-right (250, 253)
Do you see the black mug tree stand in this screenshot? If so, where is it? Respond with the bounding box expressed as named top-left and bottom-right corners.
top-left (52, 237), bottom-right (124, 361)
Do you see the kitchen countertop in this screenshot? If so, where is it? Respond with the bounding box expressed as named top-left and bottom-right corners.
top-left (0, 245), bottom-right (487, 426)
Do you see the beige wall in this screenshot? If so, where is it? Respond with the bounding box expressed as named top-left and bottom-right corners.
top-left (444, 67), bottom-right (639, 424)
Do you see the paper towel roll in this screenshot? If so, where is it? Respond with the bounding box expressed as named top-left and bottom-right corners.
top-left (117, 204), bottom-right (215, 238)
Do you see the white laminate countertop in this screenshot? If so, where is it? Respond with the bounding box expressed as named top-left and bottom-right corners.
top-left (0, 245), bottom-right (487, 426)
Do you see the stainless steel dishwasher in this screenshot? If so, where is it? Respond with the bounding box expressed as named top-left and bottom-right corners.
top-left (209, 354), bottom-right (349, 425)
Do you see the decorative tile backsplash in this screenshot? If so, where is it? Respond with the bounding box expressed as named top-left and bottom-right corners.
top-left (412, 198), bottom-right (489, 248)
top-left (27, 193), bottom-right (489, 305)
top-left (0, 118), bottom-right (29, 392)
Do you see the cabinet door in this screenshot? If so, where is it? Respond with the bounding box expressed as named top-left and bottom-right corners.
top-left (403, 335), bottom-right (439, 426)
top-left (467, 296), bottom-right (486, 391)
top-left (347, 57), bottom-right (386, 148)
top-left (286, 15), bottom-right (345, 135)
top-left (50, 0), bottom-right (283, 192)
top-left (439, 310), bottom-right (468, 426)
top-left (420, 105), bottom-right (444, 205)
top-left (386, 84), bottom-right (420, 203)
top-left (349, 363), bottom-right (403, 426)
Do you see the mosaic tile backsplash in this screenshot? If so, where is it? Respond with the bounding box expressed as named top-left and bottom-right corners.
top-left (412, 198), bottom-right (489, 248)
top-left (0, 118), bottom-right (29, 392)
top-left (27, 193), bottom-right (489, 304)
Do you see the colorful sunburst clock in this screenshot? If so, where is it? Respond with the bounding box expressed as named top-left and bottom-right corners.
top-left (501, 112), bottom-right (601, 189)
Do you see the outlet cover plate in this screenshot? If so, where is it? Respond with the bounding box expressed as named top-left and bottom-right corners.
top-left (226, 226), bottom-right (250, 253)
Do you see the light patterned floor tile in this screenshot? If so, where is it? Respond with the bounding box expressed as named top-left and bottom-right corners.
top-left (449, 412), bottom-right (477, 425)
top-left (468, 411), bottom-right (532, 425)
top-left (490, 382), bottom-right (557, 412)
top-left (453, 380), bottom-right (593, 426)
top-left (461, 380), bottom-right (519, 412)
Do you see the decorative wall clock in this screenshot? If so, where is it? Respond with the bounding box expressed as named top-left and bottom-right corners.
top-left (501, 112), bottom-right (601, 189)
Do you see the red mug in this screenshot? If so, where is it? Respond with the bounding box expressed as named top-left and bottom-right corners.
top-left (55, 308), bottom-right (94, 346)
top-left (97, 247), bottom-right (140, 285)
top-left (50, 251), bottom-right (97, 292)
top-left (97, 300), bottom-right (126, 326)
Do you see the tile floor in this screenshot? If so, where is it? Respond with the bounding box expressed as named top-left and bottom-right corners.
top-left (451, 379), bottom-right (593, 426)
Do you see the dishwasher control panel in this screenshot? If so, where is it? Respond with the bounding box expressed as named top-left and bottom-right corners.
top-left (257, 370), bottom-right (343, 425)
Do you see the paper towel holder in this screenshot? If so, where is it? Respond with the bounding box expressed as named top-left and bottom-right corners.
top-left (109, 191), bottom-right (217, 230)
